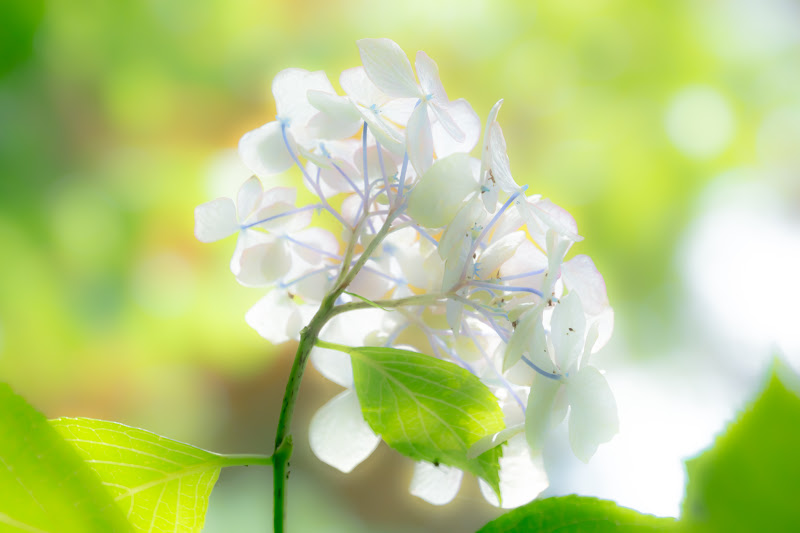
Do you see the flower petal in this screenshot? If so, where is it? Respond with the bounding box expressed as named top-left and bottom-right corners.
top-left (550, 291), bottom-right (586, 372)
top-left (194, 197), bottom-right (239, 243)
top-left (309, 389), bottom-right (381, 473)
top-left (433, 99), bottom-right (480, 158)
top-left (236, 239), bottom-right (292, 287)
top-left (409, 461), bottom-right (463, 506)
top-left (561, 255), bottom-right (610, 316)
top-left (339, 66), bottom-right (391, 108)
top-left (357, 38), bottom-right (420, 99)
top-left (478, 230), bottom-right (527, 278)
top-left (310, 346), bottom-right (354, 388)
top-left (273, 69), bottom-right (335, 128)
top-left (415, 51), bottom-right (448, 103)
top-left (238, 121), bottom-right (295, 177)
top-left (479, 434), bottom-right (549, 508)
top-left (524, 374), bottom-right (562, 452)
top-left (406, 102), bottom-right (434, 175)
top-left (566, 365), bottom-right (619, 463)
top-left (236, 176), bottom-right (263, 223)
top-left (244, 289), bottom-right (297, 344)
top-left (407, 152), bottom-right (478, 228)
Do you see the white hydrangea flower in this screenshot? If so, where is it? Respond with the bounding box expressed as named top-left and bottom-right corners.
top-left (197, 37), bottom-right (618, 508)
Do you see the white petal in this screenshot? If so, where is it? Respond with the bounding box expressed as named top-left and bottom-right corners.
top-left (480, 100), bottom-right (504, 179)
top-left (561, 255), bottom-right (609, 316)
top-left (236, 176), bottom-right (263, 223)
top-left (306, 90), bottom-right (362, 140)
top-left (406, 102), bottom-right (434, 175)
top-left (238, 121), bottom-right (295, 177)
top-left (348, 267), bottom-right (392, 300)
top-left (294, 269), bottom-right (333, 302)
top-left (407, 152), bottom-right (478, 228)
top-left (479, 434), bottom-right (548, 508)
top-left (310, 346), bottom-right (354, 388)
top-left (194, 197), bottom-right (239, 243)
top-left (273, 69), bottom-right (335, 126)
top-left (446, 298), bottom-right (463, 333)
top-left (236, 239), bottom-right (292, 287)
top-left (467, 424), bottom-right (523, 459)
top-left (429, 102), bottom-right (464, 144)
top-left (550, 291), bottom-right (586, 372)
top-left (357, 38), bottom-right (420, 99)
top-left (503, 305), bottom-right (542, 371)
top-left (437, 196), bottom-right (482, 261)
top-left (307, 89), bottom-right (360, 121)
top-left (244, 290), bottom-right (296, 344)
top-left (291, 228), bottom-right (339, 265)
top-left (307, 110), bottom-right (362, 141)
top-left (566, 366), bottom-right (619, 463)
top-left (409, 461), bottom-right (463, 506)
top-left (353, 143), bottom-right (400, 185)
top-left (309, 389), bottom-right (380, 473)
top-left (359, 109), bottom-right (405, 156)
top-left (380, 97), bottom-right (416, 126)
top-left (499, 240), bottom-right (547, 289)
top-left (489, 123), bottom-right (518, 192)
top-left (415, 51), bottom-right (448, 103)
top-left (478, 231), bottom-right (527, 277)
top-left (339, 66), bottom-right (391, 108)
top-left (587, 306), bottom-right (615, 354)
top-left (525, 374), bottom-right (562, 452)
top-left (433, 99), bottom-right (480, 158)
top-left (527, 198), bottom-right (583, 242)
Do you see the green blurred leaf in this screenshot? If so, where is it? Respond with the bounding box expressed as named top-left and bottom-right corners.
top-left (51, 418), bottom-right (270, 533)
top-left (0, 384), bottom-right (132, 533)
top-left (476, 495), bottom-right (677, 532)
top-left (344, 344), bottom-right (505, 496)
top-left (681, 363), bottom-right (800, 532)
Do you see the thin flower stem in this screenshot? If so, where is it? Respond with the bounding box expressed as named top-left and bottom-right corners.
top-left (272, 202), bottom-right (407, 533)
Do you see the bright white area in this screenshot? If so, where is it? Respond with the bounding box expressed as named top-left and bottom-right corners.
top-left (680, 172), bottom-right (800, 373)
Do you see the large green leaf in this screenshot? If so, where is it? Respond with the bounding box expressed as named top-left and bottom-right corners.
top-left (681, 363), bottom-right (800, 532)
top-left (0, 384), bottom-right (132, 533)
top-left (477, 495), bottom-right (677, 532)
top-left (51, 418), bottom-right (271, 533)
top-left (339, 343), bottom-right (506, 496)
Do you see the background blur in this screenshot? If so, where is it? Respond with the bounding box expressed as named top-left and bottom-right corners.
top-left (2, 0), bottom-right (799, 531)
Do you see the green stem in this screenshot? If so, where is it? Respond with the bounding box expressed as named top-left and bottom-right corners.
top-left (328, 293), bottom-right (446, 320)
top-left (271, 210), bottom-right (402, 533)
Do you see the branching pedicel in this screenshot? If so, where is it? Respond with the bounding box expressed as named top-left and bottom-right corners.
top-left (195, 38), bottom-right (618, 531)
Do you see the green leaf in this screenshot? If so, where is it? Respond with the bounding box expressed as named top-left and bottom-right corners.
top-left (339, 343), bottom-right (505, 496)
top-left (476, 495), bottom-right (677, 532)
top-left (681, 362), bottom-right (800, 532)
top-left (0, 384), bottom-right (132, 533)
top-left (50, 418), bottom-right (271, 533)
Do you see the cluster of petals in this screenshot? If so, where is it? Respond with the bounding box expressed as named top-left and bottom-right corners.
top-left (195, 38), bottom-right (618, 508)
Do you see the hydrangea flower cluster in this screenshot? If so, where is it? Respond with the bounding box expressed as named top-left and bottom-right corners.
top-left (195, 38), bottom-right (618, 509)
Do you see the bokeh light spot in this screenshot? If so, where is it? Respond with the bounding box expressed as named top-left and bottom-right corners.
top-left (665, 85), bottom-right (735, 159)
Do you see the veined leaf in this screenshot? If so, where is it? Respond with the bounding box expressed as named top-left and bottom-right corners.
top-left (477, 495), bottom-right (677, 532)
top-left (0, 384), bottom-right (132, 533)
top-left (324, 342), bottom-right (505, 496)
top-left (50, 418), bottom-right (271, 533)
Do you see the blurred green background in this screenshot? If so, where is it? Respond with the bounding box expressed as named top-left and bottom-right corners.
top-left (2, 0), bottom-right (799, 531)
